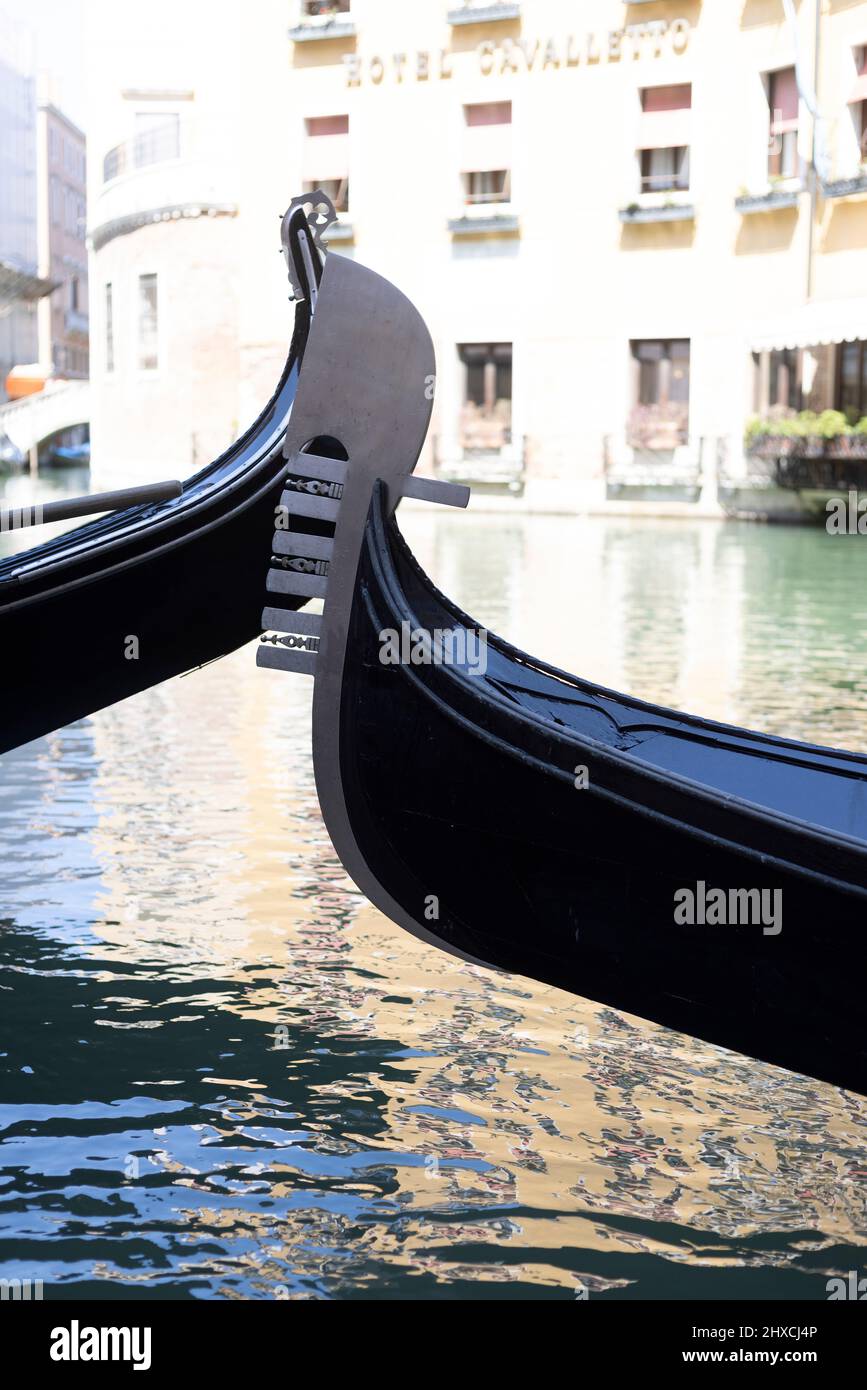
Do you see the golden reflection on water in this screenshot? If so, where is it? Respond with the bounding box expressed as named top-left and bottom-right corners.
top-left (3, 508), bottom-right (867, 1297)
top-left (75, 503), bottom-right (867, 1296)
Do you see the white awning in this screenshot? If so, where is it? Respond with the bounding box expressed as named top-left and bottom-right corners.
top-left (303, 132), bottom-right (349, 182)
top-left (638, 108), bottom-right (691, 150)
top-left (461, 121), bottom-right (512, 173)
top-left (749, 297), bottom-right (867, 352)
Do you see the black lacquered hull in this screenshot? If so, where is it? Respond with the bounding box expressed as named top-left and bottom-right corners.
top-left (0, 470), bottom-right (289, 754)
top-left (0, 208), bottom-right (322, 758)
top-left (337, 489), bottom-right (867, 1095)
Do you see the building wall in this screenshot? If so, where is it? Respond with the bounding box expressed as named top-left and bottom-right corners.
top-left (0, 19), bottom-right (38, 397)
top-left (85, 0), bottom-right (244, 486)
top-left (90, 214), bottom-right (240, 482)
top-left (237, 0), bottom-right (867, 509)
top-left (36, 102), bottom-right (89, 378)
top-left (88, 0), bottom-right (867, 505)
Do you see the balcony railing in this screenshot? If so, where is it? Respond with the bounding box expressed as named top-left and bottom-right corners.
top-left (448, 2), bottom-right (521, 23)
top-left (619, 196), bottom-right (695, 224)
top-left (290, 1), bottom-right (355, 41)
top-left (822, 171), bottom-right (867, 200)
top-left (102, 122), bottom-right (181, 184)
top-left (628, 403), bottom-right (690, 450)
top-left (433, 434), bottom-right (526, 492)
top-left (735, 184), bottom-right (801, 214)
top-left (604, 433), bottom-right (705, 502)
top-left (448, 204), bottom-right (519, 235)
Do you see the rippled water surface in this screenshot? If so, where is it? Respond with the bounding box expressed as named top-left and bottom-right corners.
top-left (2, 491), bottom-right (866, 1299)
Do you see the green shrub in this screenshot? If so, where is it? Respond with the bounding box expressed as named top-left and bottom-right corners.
top-left (744, 408), bottom-right (856, 444)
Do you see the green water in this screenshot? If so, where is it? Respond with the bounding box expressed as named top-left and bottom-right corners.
top-left (1, 490), bottom-right (865, 1300)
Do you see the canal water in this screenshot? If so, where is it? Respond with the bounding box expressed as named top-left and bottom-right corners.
top-left (1, 479), bottom-right (865, 1299)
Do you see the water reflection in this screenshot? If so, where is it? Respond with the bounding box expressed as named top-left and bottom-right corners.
top-left (0, 465), bottom-right (92, 560)
top-left (1, 503), bottom-right (866, 1299)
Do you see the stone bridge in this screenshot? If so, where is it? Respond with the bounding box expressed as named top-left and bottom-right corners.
top-left (0, 380), bottom-right (90, 460)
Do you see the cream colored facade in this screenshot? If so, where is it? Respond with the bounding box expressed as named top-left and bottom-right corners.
top-left (88, 0), bottom-right (867, 510)
top-left (86, 0), bottom-right (244, 485)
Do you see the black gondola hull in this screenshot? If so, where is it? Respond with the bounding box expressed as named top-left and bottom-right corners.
top-left (334, 489), bottom-right (867, 1095)
top-left (0, 471), bottom-right (286, 753)
top-left (0, 204), bottom-right (324, 757)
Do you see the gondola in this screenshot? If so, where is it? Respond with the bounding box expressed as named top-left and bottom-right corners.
top-left (0, 198), bottom-right (330, 757)
top-left (259, 244), bottom-right (867, 1097)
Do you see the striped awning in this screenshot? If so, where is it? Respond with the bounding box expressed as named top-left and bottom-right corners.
top-left (749, 297), bottom-right (867, 351)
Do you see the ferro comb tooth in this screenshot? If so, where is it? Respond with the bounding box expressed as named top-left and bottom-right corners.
top-left (272, 530), bottom-right (334, 560)
top-left (256, 644), bottom-right (317, 676)
top-left (278, 489), bottom-right (340, 523)
top-left (261, 608), bottom-right (323, 636)
top-left (287, 452), bottom-right (349, 485)
top-left (266, 569), bottom-right (328, 599)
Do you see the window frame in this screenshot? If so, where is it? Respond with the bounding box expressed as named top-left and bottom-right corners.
top-left (136, 272), bottom-right (159, 374)
top-left (766, 66), bottom-right (800, 183)
top-left (457, 341), bottom-right (514, 452)
top-left (104, 282), bottom-right (115, 376)
top-left (460, 99), bottom-right (513, 210)
top-left (836, 341), bottom-right (867, 423)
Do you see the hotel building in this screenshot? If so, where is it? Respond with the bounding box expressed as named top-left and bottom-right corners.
top-left (87, 0), bottom-right (867, 513)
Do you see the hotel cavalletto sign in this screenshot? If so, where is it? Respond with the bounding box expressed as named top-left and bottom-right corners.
top-left (344, 19), bottom-right (691, 85)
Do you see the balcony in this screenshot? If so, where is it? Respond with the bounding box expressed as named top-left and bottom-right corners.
top-left (604, 433), bottom-right (705, 503)
top-left (103, 121), bottom-right (180, 184)
top-left (735, 183), bottom-right (802, 215)
top-left (448, 2), bottom-right (521, 23)
top-left (289, 1), bottom-right (354, 42)
top-left (619, 194), bottom-right (695, 224)
top-left (434, 435), bottom-right (526, 493)
top-left (822, 171), bottom-right (867, 201)
top-left (448, 199), bottom-right (519, 236)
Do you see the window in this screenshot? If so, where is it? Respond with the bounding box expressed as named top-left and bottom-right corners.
top-left (70, 276), bottom-right (79, 313)
top-left (630, 340), bottom-right (690, 447)
top-left (134, 112), bottom-right (180, 170)
top-left (303, 114), bottom-right (349, 212)
top-left (137, 273), bottom-right (158, 371)
top-left (634, 340), bottom-right (690, 406)
top-left (105, 283), bottom-right (114, 374)
top-left (640, 147), bottom-right (690, 193)
top-left (458, 343), bottom-right (512, 451)
top-left (849, 46), bottom-right (867, 162)
top-left (769, 348), bottom-right (801, 411)
top-left (462, 101), bottom-right (512, 206)
top-left (767, 67), bottom-right (799, 180)
top-left (838, 341), bottom-right (867, 422)
top-left (637, 85), bottom-right (691, 194)
top-left (464, 169), bottom-right (510, 203)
